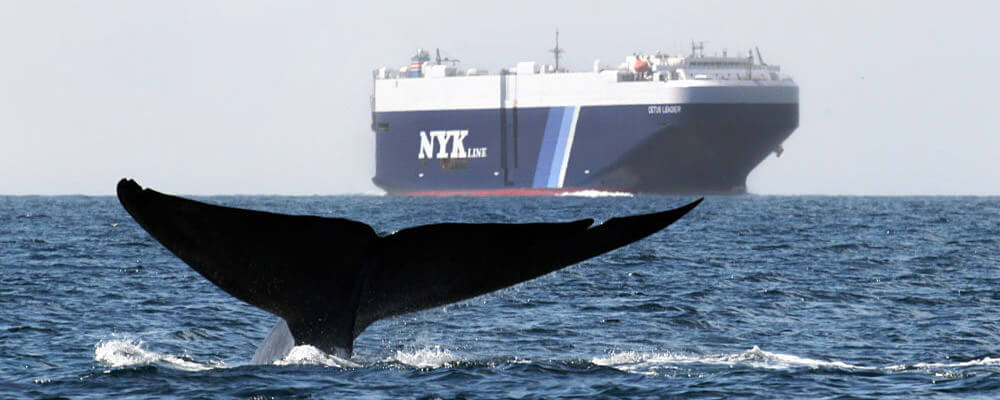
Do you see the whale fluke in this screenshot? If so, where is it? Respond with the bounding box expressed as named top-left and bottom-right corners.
top-left (116, 178), bottom-right (701, 360)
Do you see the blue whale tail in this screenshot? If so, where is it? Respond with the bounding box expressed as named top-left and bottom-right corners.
top-left (116, 178), bottom-right (701, 359)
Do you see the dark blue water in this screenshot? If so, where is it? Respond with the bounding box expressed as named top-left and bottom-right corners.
top-left (2, 194), bottom-right (999, 399)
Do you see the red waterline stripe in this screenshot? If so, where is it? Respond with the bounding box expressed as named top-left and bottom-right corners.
top-left (391, 188), bottom-right (630, 197)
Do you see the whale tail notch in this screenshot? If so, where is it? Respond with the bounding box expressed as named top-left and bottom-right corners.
top-left (116, 178), bottom-right (701, 360)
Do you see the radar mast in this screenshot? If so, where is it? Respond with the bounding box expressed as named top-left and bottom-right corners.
top-left (549, 29), bottom-right (565, 72)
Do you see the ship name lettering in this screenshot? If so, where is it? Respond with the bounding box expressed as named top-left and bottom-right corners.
top-left (418, 130), bottom-right (487, 160)
top-left (648, 105), bottom-right (682, 114)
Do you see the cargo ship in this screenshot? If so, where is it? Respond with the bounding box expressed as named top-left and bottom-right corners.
top-left (370, 38), bottom-right (798, 195)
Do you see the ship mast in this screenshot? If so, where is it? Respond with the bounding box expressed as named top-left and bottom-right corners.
top-left (549, 29), bottom-right (564, 72)
top-left (691, 41), bottom-right (705, 58)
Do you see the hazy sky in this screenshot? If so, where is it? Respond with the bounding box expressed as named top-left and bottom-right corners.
top-left (2, 0), bottom-right (997, 195)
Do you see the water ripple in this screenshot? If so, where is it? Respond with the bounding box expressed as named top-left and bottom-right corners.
top-left (3, 195), bottom-right (999, 398)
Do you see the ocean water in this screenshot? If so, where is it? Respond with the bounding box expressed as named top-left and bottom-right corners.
top-left (2, 193), bottom-right (999, 399)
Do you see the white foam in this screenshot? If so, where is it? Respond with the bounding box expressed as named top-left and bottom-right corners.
top-left (593, 346), bottom-right (874, 376)
top-left (591, 351), bottom-right (666, 376)
top-left (391, 345), bottom-right (460, 368)
top-left (887, 357), bottom-right (1000, 371)
top-left (557, 190), bottom-right (634, 198)
top-left (730, 346), bottom-right (871, 370)
top-left (591, 351), bottom-right (649, 367)
top-left (94, 339), bottom-right (225, 372)
top-left (273, 345), bottom-right (361, 368)
top-left (594, 346), bottom-right (1000, 377)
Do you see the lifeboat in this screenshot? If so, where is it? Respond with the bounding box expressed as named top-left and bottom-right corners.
top-left (633, 58), bottom-right (651, 73)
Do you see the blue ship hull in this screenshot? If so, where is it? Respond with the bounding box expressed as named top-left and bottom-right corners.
top-left (372, 103), bottom-right (798, 194)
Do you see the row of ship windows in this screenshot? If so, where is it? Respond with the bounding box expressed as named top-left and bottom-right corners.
top-left (686, 62), bottom-right (752, 67)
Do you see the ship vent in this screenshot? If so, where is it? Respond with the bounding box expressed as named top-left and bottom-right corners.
top-left (440, 159), bottom-right (468, 170)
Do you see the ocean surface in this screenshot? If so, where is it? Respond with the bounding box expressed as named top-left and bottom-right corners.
top-left (2, 193), bottom-right (999, 399)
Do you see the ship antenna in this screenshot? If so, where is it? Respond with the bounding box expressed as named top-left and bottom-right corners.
top-left (755, 46), bottom-right (767, 66)
top-left (549, 29), bottom-right (565, 72)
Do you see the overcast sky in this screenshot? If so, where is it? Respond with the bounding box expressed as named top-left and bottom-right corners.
top-left (1, 0), bottom-right (997, 195)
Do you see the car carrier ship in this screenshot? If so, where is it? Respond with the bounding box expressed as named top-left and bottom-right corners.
top-left (370, 38), bottom-right (798, 195)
